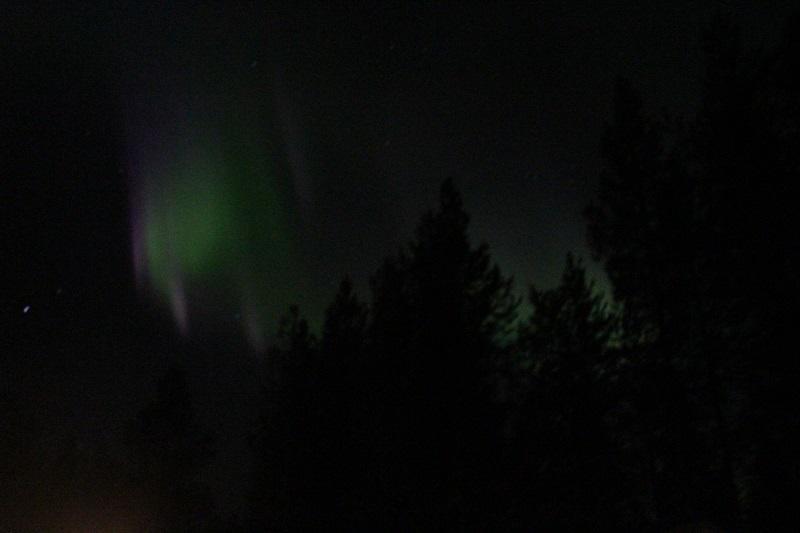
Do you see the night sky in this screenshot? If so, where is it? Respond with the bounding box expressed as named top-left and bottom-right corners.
top-left (2, 0), bottom-right (797, 521)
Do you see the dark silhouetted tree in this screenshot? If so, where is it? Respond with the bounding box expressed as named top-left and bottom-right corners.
top-left (250, 306), bottom-right (325, 530)
top-left (128, 364), bottom-right (215, 532)
top-left (251, 280), bottom-right (375, 530)
top-left (586, 73), bottom-right (738, 529)
top-left (317, 277), bottom-right (370, 526)
top-left (585, 14), bottom-right (800, 530)
top-left (508, 254), bottom-right (624, 529)
top-left (367, 178), bottom-right (518, 528)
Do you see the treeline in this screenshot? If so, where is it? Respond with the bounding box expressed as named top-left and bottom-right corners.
top-left (245, 17), bottom-right (800, 531)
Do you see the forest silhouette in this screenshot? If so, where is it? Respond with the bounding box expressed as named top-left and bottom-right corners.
top-left (2, 14), bottom-right (800, 532)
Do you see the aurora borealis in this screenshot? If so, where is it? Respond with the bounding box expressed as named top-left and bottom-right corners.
top-left (126, 80), bottom-right (301, 350)
top-left (117, 1), bottom-right (695, 350)
top-left (7, 2), bottom-right (800, 529)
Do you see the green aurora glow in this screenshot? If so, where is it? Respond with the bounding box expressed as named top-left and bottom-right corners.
top-left (130, 116), bottom-right (301, 349)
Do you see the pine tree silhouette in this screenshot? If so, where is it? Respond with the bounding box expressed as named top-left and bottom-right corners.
top-left (128, 364), bottom-right (215, 531)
